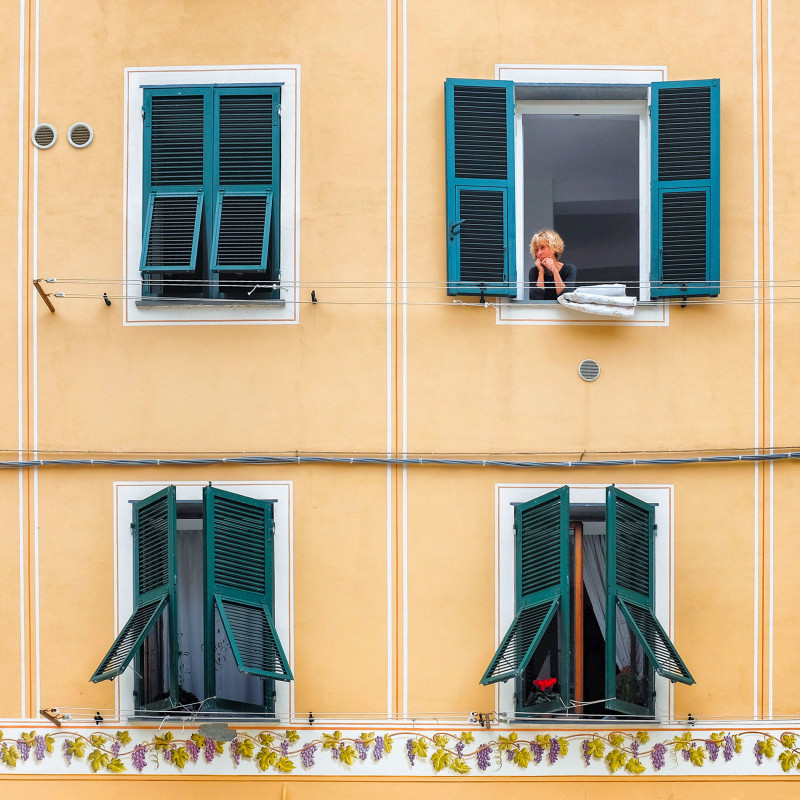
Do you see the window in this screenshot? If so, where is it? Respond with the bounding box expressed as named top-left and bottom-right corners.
top-left (485, 485), bottom-right (693, 720)
top-left (444, 76), bottom-right (720, 305)
top-left (91, 484), bottom-right (292, 715)
top-left (124, 66), bottom-right (298, 325)
top-left (140, 85), bottom-right (280, 302)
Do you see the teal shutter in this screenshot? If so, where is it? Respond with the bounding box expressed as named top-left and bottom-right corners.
top-left (650, 79), bottom-right (720, 298)
top-left (140, 90), bottom-right (210, 273)
top-left (204, 487), bottom-right (292, 689)
top-left (90, 486), bottom-right (177, 684)
top-left (481, 487), bottom-right (570, 712)
top-left (445, 79), bottom-right (516, 297)
top-left (605, 487), bottom-right (694, 714)
top-left (210, 89), bottom-right (280, 275)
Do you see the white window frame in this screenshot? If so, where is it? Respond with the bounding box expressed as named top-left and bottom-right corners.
top-left (495, 483), bottom-right (674, 722)
top-left (113, 481), bottom-right (294, 719)
top-left (496, 65), bottom-right (668, 327)
top-left (123, 66), bottom-right (300, 326)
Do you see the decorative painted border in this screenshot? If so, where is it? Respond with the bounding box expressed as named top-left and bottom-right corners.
top-left (1, 728), bottom-right (800, 777)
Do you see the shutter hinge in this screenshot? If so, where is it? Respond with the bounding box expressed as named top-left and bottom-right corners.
top-left (130, 523), bottom-right (135, 535)
top-left (269, 520), bottom-right (275, 540)
top-left (647, 104), bottom-right (651, 118)
top-left (141, 107), bottom-right (146, 121)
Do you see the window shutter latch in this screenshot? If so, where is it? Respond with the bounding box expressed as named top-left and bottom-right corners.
top-left (449, 219), bottom-right (465, 240)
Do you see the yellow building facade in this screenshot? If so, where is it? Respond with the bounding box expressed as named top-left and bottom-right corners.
top-left (1, 0), bottom-right (799, 796)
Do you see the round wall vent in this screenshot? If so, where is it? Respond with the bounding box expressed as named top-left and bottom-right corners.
top-left (67, 122), bottom-right (94, 148)
top-left (31, 123), bottom-right (57, 150)
top-left (578, 359), bottom-right (600, 382)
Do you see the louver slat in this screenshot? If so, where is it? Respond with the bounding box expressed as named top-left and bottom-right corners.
top-left (650, 79), bottom-right (720, 298)
top-left (215, 596), bottom-right (293, 681)
top-left (140, 192), bottom-right (203, 273)
top-left (210, 191), bottom-right (272, 272)
top-left (445, 79), bottom-right (516, 296)
top-left (150, 95), bottom-right (205, 186)
top-left (219, 95), bottom-right (273, 185)
top-left (480, 598), bottom-right (559, 685)
top-left (90, 596), bottom-right (168, 683)
top-left (618, 598), bottom-right (695, 685)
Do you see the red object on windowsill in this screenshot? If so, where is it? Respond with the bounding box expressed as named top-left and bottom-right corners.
top-left (533, 678), bottom-right (557, 691)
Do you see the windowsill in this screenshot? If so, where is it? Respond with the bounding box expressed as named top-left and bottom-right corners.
top-left (496, 298), bottom-right (668, 326)
top-left (136, 298), bottom-right (287, 308)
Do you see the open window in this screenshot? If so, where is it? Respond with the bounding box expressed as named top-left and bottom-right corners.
top-left (90, 485), bottom-right (292, 715)
top-left (444, 78), bottom-right (720, 303)
top-left (483, 485), bottom-right (693, 719)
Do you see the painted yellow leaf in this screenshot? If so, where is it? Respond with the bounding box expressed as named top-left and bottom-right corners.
top-left (1, 746), bottom-right (19, 768)
top-left (238, 738), bottom-right (254, 759)
top-left (339, 745), bottom-right (357, 766)
top-left (459, 731), bottom-right (474, 744)
top-left (66, 739), bottom-right (86, 759)
top-left (285, 730), bottom-right (300, 744)
top-left (359, 732), bottom-right (375, 746)
top-left (214, 740), bottom-right (224, 755)
top-left (383, 735), bottom-right (393, 753)
top-left (781, 733), bottom-right (797, 749)
top-left (759, 739), bottom-right (776, 759)
top-left (21, 732), bottom-right (36, 747)
top-left (734, 735), bottom-right (743, 753)
top-left (609, 733), bottom-right (625, 748)
top-left (89, 749), bottom-right (109, 773)
top-left (689, 746), bottom-right (707, 767)
top-left (535, 734), bottom-right (551, 747)
top-left (452, 757), bottom-right (471, 774)
top-left (108, 757), bottom-right (126, 774)
top-left (431, 748), bottom-right (452, 772)
top-left (90, 734), bottom-right (107, 749)
top-left (587, 738), bottom-right (605, 759)
top-left (433, 734), bottom-right (449, 749)
top-left (499, 733), bottom-right (519, 751)
top-left (259, 733), bottom-right (275, 746)
top-left (322, 731), bottom-right (341, 749)
top-left (154, 732), bottom-right (174, 751)
top-left (710, 732), bottom-right (725, 745)
top-left (115, 730), bottom-right (132, 745)
top-left (276, 756), bottom-right (295, 773)
top-left (778, 750), bottom-right (798, 772)
top-left (257, 747), bottom-right (277, 771)
top-left (513, 748), bottom-right (532, 769)
top-left (626, 757), bottom-right (646, 774)
top-left (411, 739), bottom-right (428, 758)
top-left (171, 747), bottom-right (189, 769)
top-left (558, 737), bottom-right (569, 756)
top-left (635, 731), bottom-right (650, 744)
top-left (191, 733), bottom-right (205, 748)
top-left (673, 733), bottom-right (692, 752)
top-left (44, 734), bottom-right (55, 753)
top-left (605, 748), bottom-right (627, 774)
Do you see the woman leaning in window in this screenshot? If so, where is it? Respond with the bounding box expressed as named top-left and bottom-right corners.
top-left (529, 229), bottom-right (578, 300)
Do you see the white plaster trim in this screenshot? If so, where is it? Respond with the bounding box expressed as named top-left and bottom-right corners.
top-left (123, 66), bottom-right (300, 326)
top-left (495, 483), bottom-right (673, 722)
top-left (767, 0), bottom-right (775, 720)
top-left (113, 481), bottom-right (294, 720)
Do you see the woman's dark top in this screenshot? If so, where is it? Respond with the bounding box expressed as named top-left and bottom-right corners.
top-left (529, 262), bottom-right (578, 301)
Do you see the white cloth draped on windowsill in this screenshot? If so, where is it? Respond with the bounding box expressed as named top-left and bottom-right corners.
top-left (557, 283), bottom-right (637, 318)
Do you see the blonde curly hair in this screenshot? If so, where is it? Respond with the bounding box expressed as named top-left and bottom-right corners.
top-left (529, 229), bottom-right (565, 258)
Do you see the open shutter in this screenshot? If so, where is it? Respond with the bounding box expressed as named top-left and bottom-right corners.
top-left (650, 79), bottom-right (720, 298)
top-left (481, 487), bottom-right (570, 713)
top-left (605, 487), bottom-right (694, 714)
top-left (90, 486), bottom-right (177, 683)
top-left (140, 90), bottom-right (209, 273)
top-left (445, 79), bottom-right (516, 297)
top-left (210, 90), bottom-right (280, 275)
top-left (204, 487), bottom-right (292, 687)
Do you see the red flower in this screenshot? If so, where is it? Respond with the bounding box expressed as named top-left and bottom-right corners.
top-left (533, 678), bottom-right (557, 691)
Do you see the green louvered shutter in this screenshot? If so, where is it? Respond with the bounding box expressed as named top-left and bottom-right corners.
top-left (481, 487), bottom-right (570, 711)
top-left (210, 88), bottom-right (280, 276)
top-left (204, 487), bottom-right (292, 691)
top-left (90, 486), bottom-right (177, 685)
top-left (605, 487), bottom-right (694, 715)
top-left (445, 79), bottom-right (516, 297)
top-left (140, 89), bottom-right (210, 273)
top-left (650, 80), bottom-right (720, 298)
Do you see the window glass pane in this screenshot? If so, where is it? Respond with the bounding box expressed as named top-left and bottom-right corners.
top-left (518, 610), bottom-right (562, 711)
top-left (176, 525), bottom-right (204, 705)
top-left (138, 608), bottom-right (170, 707)
top-left (614, 605), bottom-right (653, 709)
top-left (213, 607), bottom-right (268, 707)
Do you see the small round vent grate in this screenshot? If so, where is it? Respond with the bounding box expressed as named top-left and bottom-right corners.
top-left (31, 123), bottom-right (57, 150)
top-left (578, 359), bottom-right (600, 382)
top-left (67, 122), bottom-right (94, 148)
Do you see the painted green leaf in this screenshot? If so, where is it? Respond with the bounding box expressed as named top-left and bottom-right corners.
top-left (689, 746), bottom-right (707, 767)
top-left (171, 747), bottom-right (189, 770)
top-left (285, 730), bottom-right (300, 744)
top-left (238, 738), bottom-right (254, 759)
top-left (587, 738), bottom-right (605, 759)
top-left (759, 739), bottom-right (776, 759)
top-left (89, 749), bottom-right (109, 773)
top-left (513, 748), bottom-right (532, 768)
top-left (452, 757), bottom-right (471, 774)
top-left (459, 732), bottom-right (474, 744)
top-left (115, 730), bottom-right (132, 745)
top-left (276, 756), bottom-right (295, 773)
top-left (383, 735), bottom-right (393, 754)
top-left (66, 739), bottom-right (86, 759)
top-left (433, 734), bottom-right (449, 749)
top-left (359, 732), bottom-right (375, 746)
top-left (1, 745), bottom-right (19, 768)
top-left (499, 733), bottom-right (519, 751)
top-left (44, 734), bottom-right (55, 754)
top-left (609, 732), bottom-right (625, 748)
top-left (673, 733), bottom-right (692, 752)
top-left (257, 748), bottom-right (277, 771)
top-left (322, 731), bottom-right (342, 749)
top-left (154, 732), bottom-right (174, 751)
top-left (781, 734), bottom-right (797, 749)
top-left (108, 757), bottom-right (126, 774)
top-left (431, 748), bottom-right (452, 772)
top-left (558, 737), bottom-right (568, 756)
top-left (626, 757), bottom-right (646, 774)
top-left (635, 731), bottom-right (650, 744)
top-left (339, 745), bottom-right (357, 766)
top-left (90, 734), bottom-right (107, 749)
top-left (191, 733), bottom-right (205, 748)
top-left (605, 749), bottom-right (627, 774)
top-left (411, 739), bottom-right (428, 758)
top-left (778, 750), bottom-right (798, 772)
